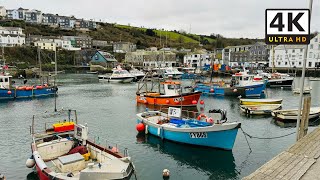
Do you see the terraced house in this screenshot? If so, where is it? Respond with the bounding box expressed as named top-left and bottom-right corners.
top-left (0, 26), bottom-right (25, 46)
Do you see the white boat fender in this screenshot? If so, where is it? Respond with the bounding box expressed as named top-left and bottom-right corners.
top-left (33, 151), bottom-right (47, 171)
top-left (26, 155), bottom-right (35, 168)
top-left (145, 125), bottom-right (149, 134)
top-left (157, 127), bottom-right (161, 136)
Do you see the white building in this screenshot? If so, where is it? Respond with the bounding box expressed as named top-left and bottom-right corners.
top-left (34, 38), bottom-right (80, 51)
top-left (270, 34), bottom-right (320, 68)
top-left (125, 50), bottom-right (177, 67)
top-left (183, 53), bottom-right (211, 68)
top-left (0, 26), bottom-right (25, 46)
top-left (6, 8), bottom-right (28, 20)
top-left (0, 6), bottom-right (6, 17)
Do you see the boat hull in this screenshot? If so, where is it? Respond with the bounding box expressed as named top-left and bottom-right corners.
top-left (240, 104), bottom-right (282, 115)
top-left (136, 92), bottom-right (201, 106)
top-left (194, 83), bottom-right (265, 97)
top-left (268, 78), bottom-right (293, 87)
top-left (240, 99), bottom-right (283, 105)
top-left (0, 87), bottom-right (57, 100)
top-left (98, 76), bottom-right (134, 83)
top-left (137, 119), bottom-right (240, 150)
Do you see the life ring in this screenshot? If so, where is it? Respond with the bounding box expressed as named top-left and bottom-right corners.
top-left (197, 114), bottom-right (208, 121)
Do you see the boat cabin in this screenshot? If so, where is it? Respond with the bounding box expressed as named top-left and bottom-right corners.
top-left (232, 73), bottom-right (256, 87)
top-left (112, 69), bottom-right (132, 76)
top-left (0, 75), bottom-right (12, 89)
top-left (161, 81), bottom-right (181, 96)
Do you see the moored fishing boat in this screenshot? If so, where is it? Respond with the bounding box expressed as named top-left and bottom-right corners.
top-left (98, 68), bottom-right (134, 83)
top-left (240, 104), bottom-right (282, 115)
top-left (27, 110), bottom-right (135, 180)
top-left (259, 72), bottom-right (294, 87)
top-left (271, 107), bottom-right (320, 122)
top-left (240, 98), bottom-right (283, 105)
top-left (0, 74), bottom-right (57, 100)
top-left (136, 107), bottom-right (241, 150)
top-left (194, 71), bottom-right (266, 97)
top-left (136, 80), bottom-right (201, 106)
top-left (130, 68), bottom-right (145, 82)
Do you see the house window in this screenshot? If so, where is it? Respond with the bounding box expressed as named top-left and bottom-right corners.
top-left (300, 49), bottom-right (303, 52)
top-left (309, 62), bottom-right (312, 67)
top-left (299, 62), bottom-right (302, 65)
top-left (310, 44), bottom-right (313, 49)
top-left (292, 62), bottom-right (295, 65)
top-left (278, 62), bottom-right (281, 65)
top-left (315, 38), bottom-right (318, 42)
top-left (285, 62), bottom-right (288, 65)
top-left (292, 49), bottom-right (295, 53)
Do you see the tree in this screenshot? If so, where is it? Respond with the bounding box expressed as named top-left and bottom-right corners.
top-left (145, 29), bottom-right (156, 36)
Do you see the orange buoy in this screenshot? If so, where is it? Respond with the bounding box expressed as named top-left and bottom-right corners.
top-left (165, 99), bottom-right (170, 104)
top-left (36, 86), bottom-right (43, 89)
top-left (200, 100), bottom-right (204, 105)
top-left (7, 90), bottom-right (12, 95)
top-left (111, 146), bottom-right (119, 153)
top-left (192, 100), bottom-right (197, 104)
top-left (233, 89), bottom-right (238, 92)
top-left (210, 88), bottom-right (214, 93)
top-left (136, 123), bottom-right (145, 132)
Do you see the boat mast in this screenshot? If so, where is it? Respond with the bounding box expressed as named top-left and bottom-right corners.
top-left (296, 0), bottom-right (313, 141)
top-left (55, 49), bottom-right (57, 76)
top-left (38, 47), bottom-right (42, 84)
top-left (272, 45), bottom-right (275, 73)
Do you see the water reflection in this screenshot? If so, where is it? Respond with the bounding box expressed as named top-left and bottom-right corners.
top-left (136, 134), bottom-right (239, 179)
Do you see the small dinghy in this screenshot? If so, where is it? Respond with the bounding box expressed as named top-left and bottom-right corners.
top-left (240, 98), bottom-right (283, 105)
top-left (271, 107), bottom-right (320, 122)
top-left (292, 86), bottom-right (312, 94)
top-left (27, 110), bottom-right (135, 180)
top-left (240, 104), bottom-right (282, 115)
top-left (136, 107), bottom-right (241, 150)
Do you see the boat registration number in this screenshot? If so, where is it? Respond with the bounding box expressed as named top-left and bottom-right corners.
top-left (190, 132), bottom-right (207, 138)
top-left (173, 97), bottom-right (184, 102)
top-left (139, 97), bottom-right (146, 101)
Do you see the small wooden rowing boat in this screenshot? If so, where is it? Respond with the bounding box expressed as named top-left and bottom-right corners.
top-left (271, 107), bottom-right (320, 122)
top-left (240, 98), bottom-right (283, 105)
top-left (240, 104), bottom-right (282, 115)
top-left (292, 86), bottom-right (312, 94)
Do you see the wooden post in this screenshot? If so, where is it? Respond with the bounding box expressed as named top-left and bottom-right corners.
top-left (297, 96), bottom-right (311, 140)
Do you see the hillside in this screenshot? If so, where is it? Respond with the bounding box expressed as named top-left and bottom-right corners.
top-left (0, 20), bottom-right (259, 50)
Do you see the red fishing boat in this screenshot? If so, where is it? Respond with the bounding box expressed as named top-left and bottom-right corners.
top-left (136, 80), bottom-right (201, 106)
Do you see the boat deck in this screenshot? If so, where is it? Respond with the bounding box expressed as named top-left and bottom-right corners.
top-left (243, 127), bottom-right (320, 180)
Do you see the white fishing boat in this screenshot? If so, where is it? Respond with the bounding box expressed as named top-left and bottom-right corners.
top-left (271, 107), bottom-right (320, 122)
top-left (98, 67), bottom-right (134, 83)
top-left (292, 86), bottom-right (312, 94)
top-left (240, 104), bottom-right (282, 115)
top-left (26, 110), bottom-right (135, 180)
top-left (153, 67), bottom-right (183, 79)
top-left (129, 68), bottom-right (145, 81)
top-left (240, 98), bottom-right (283, 105)
top-left (309, 77), bottom-right (320, 81)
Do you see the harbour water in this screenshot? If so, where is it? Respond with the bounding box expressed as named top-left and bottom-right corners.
top-left (1, 74), bottom-right (320, 180)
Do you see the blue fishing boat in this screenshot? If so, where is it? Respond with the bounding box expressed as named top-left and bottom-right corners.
top-left (136, 108), bottom-right (241, 150)
top-left (194, 71), bottom-right (266, 97)
top-left (0, 74), bottom-right (57, 100)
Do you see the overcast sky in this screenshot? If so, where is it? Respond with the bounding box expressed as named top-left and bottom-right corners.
top-left (1, 0), bottom-right (319, 38)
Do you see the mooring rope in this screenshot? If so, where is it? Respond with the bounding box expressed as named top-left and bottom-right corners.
top-left (241, 127), bottom-right (296, 140)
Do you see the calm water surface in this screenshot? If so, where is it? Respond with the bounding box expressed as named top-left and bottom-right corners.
top-left (1, 74), bottom-right (320, 180)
